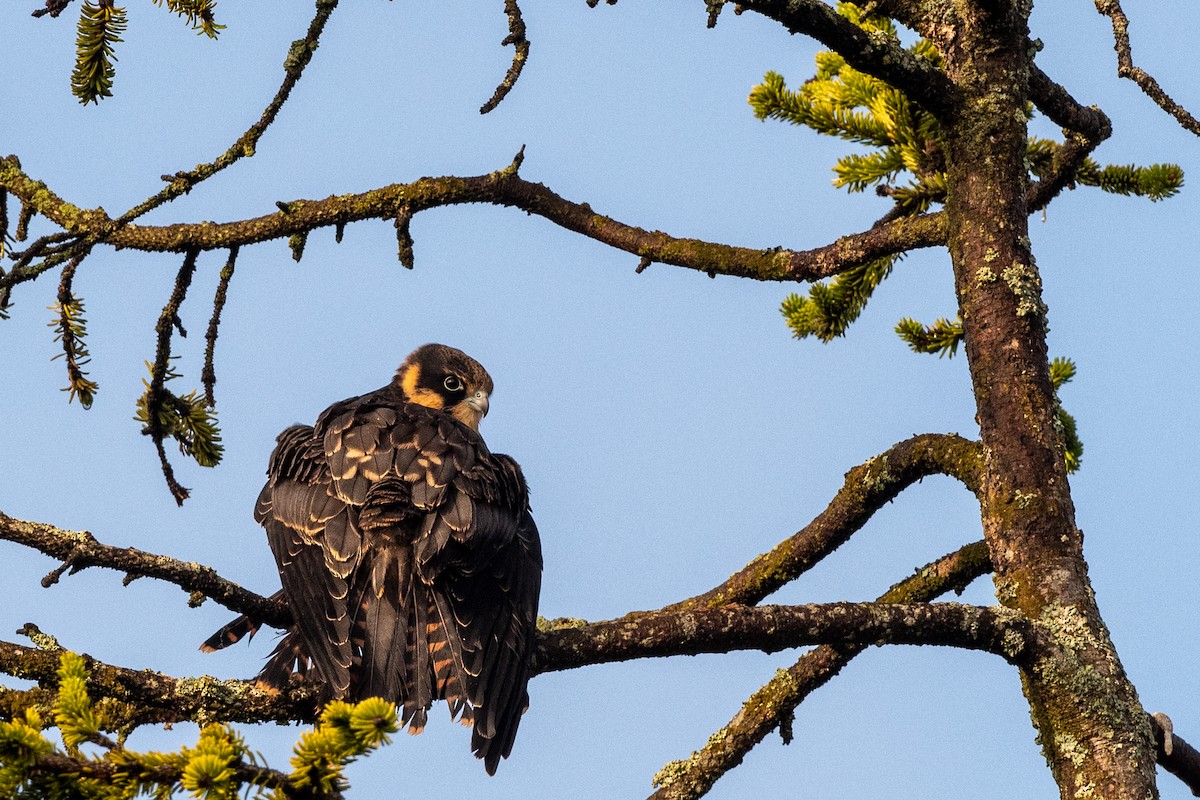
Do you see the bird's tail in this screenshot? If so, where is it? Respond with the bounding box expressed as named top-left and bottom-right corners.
top-left (199, 612), bottom-right (261, 653)
top-left (199, 590), bottom-right (312, 692)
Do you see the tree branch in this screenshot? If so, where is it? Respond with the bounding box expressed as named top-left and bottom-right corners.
top-left (29, 752), bottom-right (297, 798)
top-left (697, 0), bottom-right (959, 120)
top-left (1028, 65), bottom-right (1112, 141)
top-left (0, 639), bottom-right (318, 728)
top-left (479, 0), bottom-right (530, 114)
top-left (670, 433), bottom-right (982, 611)
top-left (1152, 712), bottom-right (1200, 797)
top-left (0, 511), bottom-right (289, 628)
top-left (0, 154), bottom-right (947, 286)
top-left (649, 539), bottom-right (993, 800)
top-left (536, 601), bottom-right (1036, 673)
top-left (1092, 0), bottom-right (1200, 137)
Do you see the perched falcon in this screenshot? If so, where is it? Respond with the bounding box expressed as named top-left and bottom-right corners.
top-left (202, 344), bottom-right (542, 774)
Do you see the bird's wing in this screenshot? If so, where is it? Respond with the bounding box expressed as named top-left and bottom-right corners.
top-left (429, 454), bottom-right (543, 774)
top-left (255, 421), bottom-right (362, 698)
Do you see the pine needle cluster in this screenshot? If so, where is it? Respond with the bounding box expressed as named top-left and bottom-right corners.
top-left (758, 2), bottom-right (1183, 345)
top-left (48, 293), bottom-right (100, 408)
top-left (71, 2), bottom-right (127, 105)
top-left (68, 0), bottom-right (223, 104)
top-left (0, 652), bottom-right (399, 799)
top-left (758, 2), bottom-right (1179, 475)
top-left (135, 361), bottom-right (224, 468)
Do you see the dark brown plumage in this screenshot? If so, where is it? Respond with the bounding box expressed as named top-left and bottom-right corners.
top-left (202, 344), bottom-right (542, 774)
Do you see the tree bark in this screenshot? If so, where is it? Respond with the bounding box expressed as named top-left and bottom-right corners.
top-left (935, 2), bottom-right (1157, 797)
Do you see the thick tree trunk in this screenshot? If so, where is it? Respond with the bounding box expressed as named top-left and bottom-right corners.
top-left (937, 3), bottom-right (1157, 797)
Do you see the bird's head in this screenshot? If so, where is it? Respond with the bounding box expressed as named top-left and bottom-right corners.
top-left (394, 344), bottom-right (494, 431)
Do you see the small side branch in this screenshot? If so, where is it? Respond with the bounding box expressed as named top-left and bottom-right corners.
top-left (537, 601), bottom-right (1036, 674)
top-left (1092, 0), bottom-right (1200, 136)
top-left (1028, 65), bottom-right (1112, 141)
top-left (650, 540), bottom-right (993, 800)
top-left (1152, 712), bottom-right (1200, 797)
top-left (672, 433), bottom-right (983, 611)
top-left (0, 512), bottom-right (289, 627)
top-left (480, 0), bottom-right (530, 114)
top-left (700, 0), bottom-right (959, 120)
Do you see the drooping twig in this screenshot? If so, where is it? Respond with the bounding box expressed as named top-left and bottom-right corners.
top-left (50, 251), bottom-right (99, 408)
top-left (202, 246), bottom-right (239, 406)
top-left (479, 0), bottom-right (529, 114)
top-left (650, 540), bottom-right (992, 800)
top-left (1093, 0), bottom-right (1200, 136)
top-left (145, 248), bottom-right (200, 504)
top-left (670, 433), bottom-right (983, 612)
top-left (0, 512), bottom-right (289, 626)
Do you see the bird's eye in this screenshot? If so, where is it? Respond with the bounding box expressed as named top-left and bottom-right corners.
top-left (443, 375), bottom-right (464, 392)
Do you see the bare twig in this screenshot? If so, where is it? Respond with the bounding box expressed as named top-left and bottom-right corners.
top-left (1093, 0), bottom-right (1200, 136)
top-left (117, 0), bottom-right (341, 226)
top-left (202, 246), bottom-right (239, 406)
top-left (480, 0), bottom-right (530, 114)
top-left (31, 0), bottom-right (73, 19)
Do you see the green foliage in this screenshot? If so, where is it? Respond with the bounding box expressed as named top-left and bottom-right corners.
top-left (70, 1), bottom-right (223, 104)
top-left (1050, 357), bottom-right (1083, 473)
top-left (135, 362), bottom-right (224, 467)
top-left (48, 293), bottom-right (101, 408)
top-left (151, 0), bottom-right (225, 38)
top-left (754, 2), bottom-right (1183, 344)
top-left (0, 652), bottom-right (403, 798)
top-left (0, 710), bottom-right (53, 799)
top-left (54, 652), bottom-right (107, 751)
top-left (288, 699), bottom-right (398, 795)
top-left (1027, 139), bottom-right (1184, 201)
top-left (179, 724), bottom-right (244, 799)
top-left (72, 2), bottom-right (127, 105)
top-left (895, 315), bottom-right (963, 357)
top-left (780, 255), bottom-right (896, 341)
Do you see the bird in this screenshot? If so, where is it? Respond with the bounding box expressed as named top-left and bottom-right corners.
top-left (201, 343), bottom-right (542, 774)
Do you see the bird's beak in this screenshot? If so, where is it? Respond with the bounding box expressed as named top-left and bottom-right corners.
top-left (467, 391), bottom-right (490, 418)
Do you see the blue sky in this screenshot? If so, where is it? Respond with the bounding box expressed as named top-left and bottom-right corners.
top-left (2, 2), bottom-right (1198, 797)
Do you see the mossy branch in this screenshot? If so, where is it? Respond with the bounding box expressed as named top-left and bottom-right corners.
top-left (649, 540), bottom-right (993, 800)
top-left (479, 0), bottom-right (530, 114)
top-left (0, 511), bottom-right (290, 627)
top-left (0, 155), bottom-right (948, 290)
top-left (669, 433), bottom-right (983, 612)
top-left (1093, 0), bottom-right (1200, 136)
